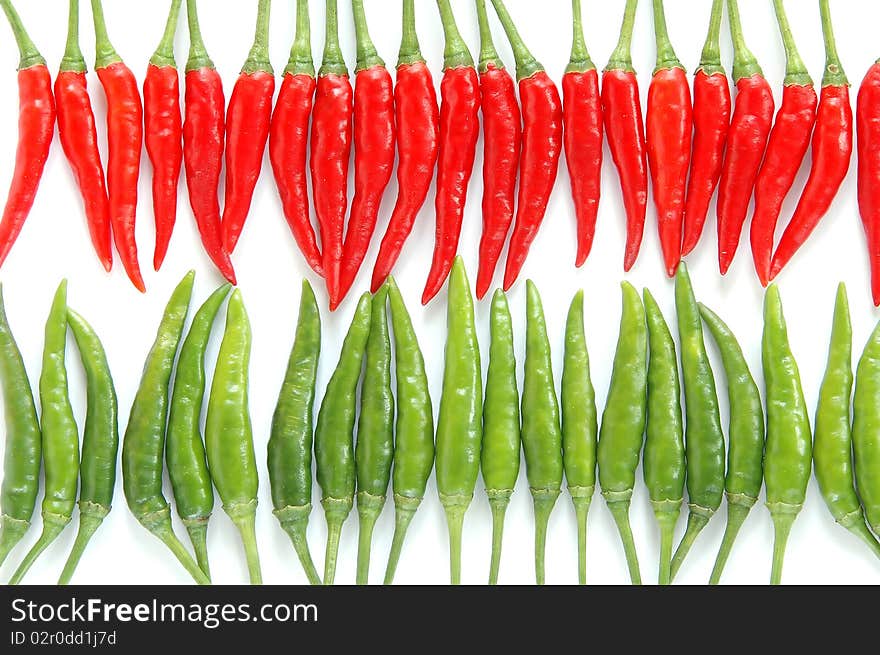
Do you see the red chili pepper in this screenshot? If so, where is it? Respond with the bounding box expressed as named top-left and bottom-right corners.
top-left (182, 0), bottom-right (236, 284)
top-left (681, 0), bottom-right (729, 258)
top-left (716, 0), bottom-right (774, 276)
top-left (269, 0), bottom-right (322, 277)
top-left (646, 0), bottom-right (691, 278)
top-left (91, 0), bottom-right (145, 292)
top-left (858, 61), bottom-right (880, 306)
top-left (311, 0), bottom-right (353, 309)
top-left (602, 0), bottom-right (647, 272)
top-left (749, 0), bottom-right (816, 287)
top-left (144, 0), bottom-right (184, 272)
top-left (474, 0), bottom-right (520, 300)
top-left (562, 0), bottom-right (602, 269)
top-left (769, 0), bottom-right (853, 281)
top-left (370, 0), bottom-right (439, 294)
top-left (490, 0), bottom-right (563, 292)
top-left (221, 0), bottom-right (276, 254)
top-left (0, 2), bottom-right (55, 269)
top-left (55, 0), bottom-right (112, 272)
top-left (421, 0), bottom-right (480, 305)
top-left (334, 0), bottom-right (396, 310)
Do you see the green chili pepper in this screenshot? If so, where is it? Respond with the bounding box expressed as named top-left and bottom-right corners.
top-left (121, 271), bottom-right (209, 585)
top-left (0, 286), bottom-right (41, 568)
top-left (562, 290), bottom-right (597, 586)
top-left (206, 289), bottom-right (261, 585)
top-left (57, 309), bottom-right (119, 585)
top-left (383, 277), bottom-right (434, 585)
top-left (642, 289), bottom-right (684, 586)
top-left (670, 263), bottom-right (725, 581)
top-left (699, 303), bottom-right (766, 584)
top-left (355, 286), bottom-right (395, 585)
top-left (436, 257), bottom-right (482, 585)
top-left (268, 280), bottom-right (323, 586)
top-left (522, 281), bottom-right (563, 585)
top-left (762, 284), bottom-right (812, 585)
top-left (9, 281), bottom-right (79, 585)
top-left (315, 292), bottom-right (372, 585)
top-left (597, 281), bottom-right (646, 585)
top-left (166, 283), bottom-right (232, 579)
top-left (481, 289), bottom-right (520, 585)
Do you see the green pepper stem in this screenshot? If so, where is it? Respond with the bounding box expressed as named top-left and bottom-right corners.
top-left (727, 0), bottom-right (762, 82)
top-left (654, 508), bottom-right (679, 586)
top-left (355, 494), bottom-right (384, 585)
top-left (769, 510), bottom-right (797, 585)
top-left (847, 521), bottom-right (880, 560)
top-left (233, 514), bottom-right (262, 585)
top-left (8, 520), bottom-right (68, 585)
top-left (0, 517), bottom-right (29, 570)
top-left (150, 0), bottom-right (183, 68)
top-left (607, 500), bottom-right (642, 585)
top-left (697, 0), bottom-right (724, 74)
top-left (185, 0), bottom-right (214, 71)
top-left (566, 0), bottom-right (594, 74)
top-left (0, 0), bottom-right (46, 69)
top-left (669, 510), bottom-right (710, 581)
top-left (771, 0), bottom-right (812, 86)
top-left (184, 521), bottom-right (211, 580)
top-left (572, 495), bottom-right (592, 585)
top-left (243, 0), bottom-right (274, 75)
top-left (383, 497), bottom-right (419, 585)
top-left (151, 522), bottom-right (212, 585)
top-left (285, 0), bottom-right (315, 76)
top-left (651, 0), bottom-right (681, 72)
top-left (819, 0), bottom-right (848, 87)
top-left (532, 490), bottom-right (560, 585)
top-left (90, 0), bottom-right (122, 69)
top-left (61, 0), bottom-right (87, 73)
top-left (398, 0), bottom-right (424, 67)
top-left (440, 496), bottom-right (470, 585)
top-left (320, 0), bottom-right (348, 76)
top-left (57, 511), bottom-right (106, 585)
top-left (708, 502), bottom-right (750, 585)
top-left (489, 0), bottom-right (543, 80)
top-left (487, 496), bottom-right (510, 585)
top-left (321, 500), bottom-right (350, 585)
top-left (277, 510), bottom-right (322, 585)
top-left (436, 0), bottom-right (473, 70)
top-left (605, 0), bottom-right (637, 73)
top-left (475, 0), bottom-right (504, 73)
top-left (352, 0), bottom-right (384, 72)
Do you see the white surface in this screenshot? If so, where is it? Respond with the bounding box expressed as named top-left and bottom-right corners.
top-left (0, 0), bottom-right (879, 586)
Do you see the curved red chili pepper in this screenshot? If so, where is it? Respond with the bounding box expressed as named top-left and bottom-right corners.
top-left (270, 0), bottom-right (322, 277)
top-left (474, 0), bottom-right (520, 300)
top-left (646, 0), bottom-right (691, 278)
top-left (681, 0), bottom-right (729, 258)
top-left (749, 0), bottom-right (816, 287)
top-left (221, 0), bottom-right (276, 254)
top-left (602, 0), bottom-right (647, 272)
top-left (0, 4), bottom-right (55, 269)
top-left (370, 1), bottom-right (439, 294)
top-left (182, 0), bottom-right (236, 284)
top-left (335, 0), bottom-right (396, 310)
top-left (858, 62), bottom-right (880, 306)
top-left (144, 0), bottom-right (184, 272)
top-left (311, 0), bottom-right (353, 309)
top-left (422, 0), bottom-right (480, 305)
top-left (769, 1), bottom-right (853, 281)
top-left (716, 1), bottom-right (774, 276)
top-left (491, 0), bottom-right (562, 292)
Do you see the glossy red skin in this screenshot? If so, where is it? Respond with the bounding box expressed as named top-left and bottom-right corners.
top-left (682, 70), bottom-right (730, 257)
top-left (749, 83), bottom-right (817, 286)
top-left (55, 70), bottom-right (112, 271)
top-left (311, 73), bottom-right (353, 309)
top-left (770, 84), bottom-right (853, 280)
top-left (647, 66), bottom-right (692, 277)
top-left (602, 69), bottom-right (648, 271)
top-left (476, 63), bottom-right (521, 300)
top-left (422, 65), bottom-right (480, 305)
top-left (371, 61), bottom-right (439, 293)
top-left (144, 63), bottom-right (183, 272)
top-left (858, 63), bottom-right (880, 306)
top-left (97, 62), bottom-right (145, 292)
top-left (183, 67), bottom-right (236, 284)
top-left (270, 72), bottom-right (322, 276)
top-left (716, 74), bottom-right (775, 275)
top-left (0, 65), bottom-right (55, 268)
top-left (563, 68), bottom-right (603, 268)
top-left (221, 70), bottom-right (276, 253)
top-left (503, 71), bottom-right (563, 291)
top-left (335, 65), bottom-right (396, 309)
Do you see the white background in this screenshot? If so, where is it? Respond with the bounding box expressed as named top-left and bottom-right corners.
top-left (1, 0), bottom-right (879, 586)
